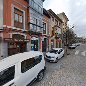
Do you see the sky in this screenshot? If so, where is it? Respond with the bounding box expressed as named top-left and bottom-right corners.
top-left (43, 0), bottom-right (86, 37)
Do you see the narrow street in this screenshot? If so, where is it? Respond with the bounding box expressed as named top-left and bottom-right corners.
top-left (32, 43), bottom-right (86, 86)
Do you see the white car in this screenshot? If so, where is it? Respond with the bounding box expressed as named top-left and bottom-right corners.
top-left (0, 51), bottom-right (46, 86)
top-left (45, 48), bottom-right (64, 62)
top-left (68, 45), bottom-right (76, 49)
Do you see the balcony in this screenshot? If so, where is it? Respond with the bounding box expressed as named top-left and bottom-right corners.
top-left (29, 23), bottom-right (43, 35)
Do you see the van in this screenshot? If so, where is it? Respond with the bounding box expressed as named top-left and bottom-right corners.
top-left (0, 51), bottom-right (46, 86)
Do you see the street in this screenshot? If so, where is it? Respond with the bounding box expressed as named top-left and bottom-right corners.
top-left (32, 43), bottom-right (86, 86)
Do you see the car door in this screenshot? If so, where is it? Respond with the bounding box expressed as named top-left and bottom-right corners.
top-left (58, 50), bottom-right (61, 59)
top-left (15, 58), bottom-right (36, 86)
top-left (60, 49), bottom-right (64, 58)
top-left (58, 49), bottom-right (63, 59)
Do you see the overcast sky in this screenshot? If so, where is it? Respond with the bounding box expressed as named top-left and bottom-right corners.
top-left (43, 0), bottom-right (86, 37)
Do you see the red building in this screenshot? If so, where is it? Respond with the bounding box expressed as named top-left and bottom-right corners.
top-left (0, 0), bottom-right (30, 58)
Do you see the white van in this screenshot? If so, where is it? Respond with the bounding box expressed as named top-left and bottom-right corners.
top-left (0, 51), bottom-right (46, 86)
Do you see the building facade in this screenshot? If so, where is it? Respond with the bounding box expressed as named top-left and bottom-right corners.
top-left (48, 9), bottom-right (63, 50)
top-left (58, 12), bottom-right (69, 47)
top-left (28, 0), bottom-right (45, 51)
top-left (0, 0), bottom-right (30, 59)
top-left (42, 8), bottom-right (50, 52)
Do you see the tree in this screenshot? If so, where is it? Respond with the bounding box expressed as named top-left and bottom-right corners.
top-left (66, 28), bottom-right (76, 46)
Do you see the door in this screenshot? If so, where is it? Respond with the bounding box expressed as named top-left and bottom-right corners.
top-left (59, 49), bottom-right (63, 58)
top-left (42, 38), bottom-right (47, 52)
top-left (31, 40), bottom-right (38, 51)
top-left (16, 58), bottom-right (36, 86)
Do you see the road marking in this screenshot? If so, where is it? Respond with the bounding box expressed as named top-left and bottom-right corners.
top-left (81, 51), bottom-right (86, 56)
top-left (75, 50), bottom-right (79, 55)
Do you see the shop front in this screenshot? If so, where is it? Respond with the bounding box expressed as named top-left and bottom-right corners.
top-left (31, 37), bottom-right (39, 51)
top-left (8, 42), bottom-right (26, 56)
top-left (4, 34), bottom-right (29, 56)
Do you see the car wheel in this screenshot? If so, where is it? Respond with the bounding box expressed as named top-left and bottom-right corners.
top-left (37, 71), bottom-right (44, 81)
top-left (63, 54), bottom-right (64, 57)
top-left (55, 57), bottom-right (58, 63)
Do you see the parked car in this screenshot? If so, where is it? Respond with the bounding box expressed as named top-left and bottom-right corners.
top-left (45, 48), bottom-right (64, 62)
top-left (0, 51), bottom-right (46, 86)
top-left (68, 45), bottom-right (76, 49)
top-left (75, 43), bottom-right (81, 46)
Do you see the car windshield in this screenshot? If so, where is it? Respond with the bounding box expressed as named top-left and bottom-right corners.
top-left (49, 49), bottom-right (58, 53)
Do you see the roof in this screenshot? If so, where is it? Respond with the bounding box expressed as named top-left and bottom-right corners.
top-left (0, 51), bottom-right (43, 71)
top-left (43, 8), bottom-right (50, 18)
top-left (48, 9), bottom-right (63, 23)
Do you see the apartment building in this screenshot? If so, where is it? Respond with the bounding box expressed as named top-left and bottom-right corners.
top-left (58, 12), bottom-right (69, 46)
top-left (58, 12), bottom-right (69, 33)
top-left (28, 0), bottom-right (45, 51)
top-left (48, 9), bottom-right (63, 50)
top-left (42, 8), bottom-right (50, 52)
top-left (0, 0), bottom-right (30, 59)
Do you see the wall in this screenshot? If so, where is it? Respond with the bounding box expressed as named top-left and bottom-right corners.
top-left (0, 0), bottom-right (3, 29)
top-left (0, 42), bottom-right (8, 59)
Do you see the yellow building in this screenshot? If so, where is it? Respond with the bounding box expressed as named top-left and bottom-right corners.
top-left (48, 9), bottom-right (63, 50)
top-left (57, 12), bottom-right (69, 33)
top-left (57, 12), bottom-right (69, 46)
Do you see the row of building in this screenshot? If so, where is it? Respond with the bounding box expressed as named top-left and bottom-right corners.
top-left (0, 0), bottom-right (69, 59)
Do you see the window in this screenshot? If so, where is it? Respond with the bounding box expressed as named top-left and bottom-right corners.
top-left (19, 15), bottom-right (23, 23)
top-left (34, 55), bottom-right (42, 65)
top-left (49, 49), bottom-right (58, 54)
top-left (29, 0), bottom-right (42, 14)
top-left (60, 49), bottom-right (63, 52)
top-left (21, 56), bottom-right (42, 73)
top-left (14, 8), bottom-right (24, 29)
top-left (52, 16), bottom-right (54, 22)
top-left (14, 13), bottom-right (18, 21)
top-left (43, 22), bottom-right (47, 34)
top-left (59, 22), bottom-right (61, 27)
top-left (30, 24), bottom-right (34, 30)
top-left (55, 19), bottom-right (58, 25)
top-left (21, 58), bottom-right (35, 73)
top-left (0, 66), bottom-right (15, 86)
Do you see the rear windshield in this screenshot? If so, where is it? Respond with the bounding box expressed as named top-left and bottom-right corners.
top-left (49, 49), bottom-right (58, 53)
top-left (0, 66), bottom-right (15, 86)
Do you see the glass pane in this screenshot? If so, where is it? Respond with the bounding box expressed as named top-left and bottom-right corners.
top-left (14, 13), bottom-right (18, 21)
top-left (21, 58), bottom-right (35, 73)
top-left (0, 66), bottom-right (15, 86)
top-left (19, 15), bottom-right (23, 23)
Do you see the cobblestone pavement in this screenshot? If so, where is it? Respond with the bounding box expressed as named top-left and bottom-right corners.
top-left (32, 44), bottom-right (86, 86)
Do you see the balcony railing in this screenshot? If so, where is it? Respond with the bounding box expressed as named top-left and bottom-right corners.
top-left (29, 23), bottom-right (43, 35)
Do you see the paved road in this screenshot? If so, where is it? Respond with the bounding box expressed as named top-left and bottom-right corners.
top-left (31, 43), bottom-right (86, 86)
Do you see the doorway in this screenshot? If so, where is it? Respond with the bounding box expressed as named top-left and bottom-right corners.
top-left (31, 40), bottom-right (38, 51)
